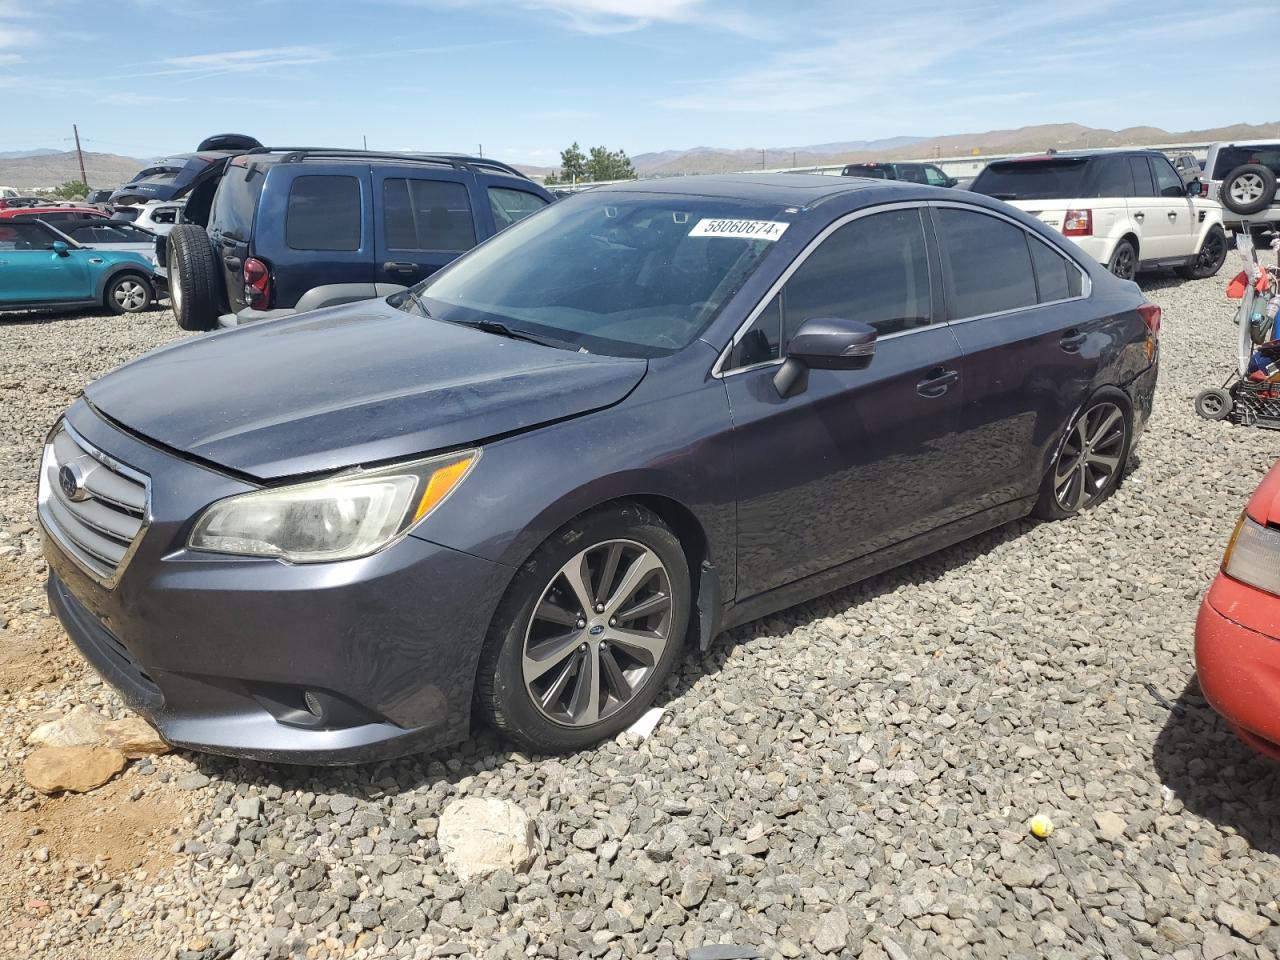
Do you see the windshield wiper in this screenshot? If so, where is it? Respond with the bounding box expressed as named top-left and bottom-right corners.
top-left (401, 288), bottom-right (432, 318)
top-left (461, 318), bottom-right (580, 352)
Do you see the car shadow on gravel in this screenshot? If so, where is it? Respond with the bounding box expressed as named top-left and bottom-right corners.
top-left (1153, 676), bottom-right (1280, 856)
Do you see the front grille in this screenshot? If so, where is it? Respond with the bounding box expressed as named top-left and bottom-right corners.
top-left (38, 421), bottom-right (150, 585)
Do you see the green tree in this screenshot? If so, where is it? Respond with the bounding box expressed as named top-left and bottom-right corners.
top-left (558, 142), bottom-right (588, 184)
top-left (52, 180), bottom-right (89, 200)
top-left (585, 146), bottom-right (635, 182)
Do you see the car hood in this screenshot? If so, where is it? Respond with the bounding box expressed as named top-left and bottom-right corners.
top-left (85, 298), bottom-right (648, 480)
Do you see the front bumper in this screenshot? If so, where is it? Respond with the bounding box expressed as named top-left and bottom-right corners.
top-left (41, 402), bottom-right (511, 764)
top-left (1195, 574), bottom-right (1280, 761)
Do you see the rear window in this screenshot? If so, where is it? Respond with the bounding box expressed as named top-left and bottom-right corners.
top-left (843, 165), bottom-right (890, 179)
top-left (383, 179), bottom-right (476, 251)
top-left (936, 208), bottom-right (1037, 318)
top-left (210, 164), bottom-right (265, 241)
top-left (1213, 145), bottom-right (1280, 179)
top-left (971, 159), bottom-right (1088, 200)
top-left (488, 187), bottom-right (547, 231)
top-left (286, 175), bottom-right (361, 251)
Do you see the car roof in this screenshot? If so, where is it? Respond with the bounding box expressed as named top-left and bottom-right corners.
top-left (0, 206), bottom-right (104, 218)
top-left (989, 148), bottom-right (1168, 164)
top-left (589, 173), bottom-right (887, 205)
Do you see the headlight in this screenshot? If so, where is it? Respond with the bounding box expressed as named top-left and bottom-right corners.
top-left (188, 450), bottom-right (477, 563)
top-left (1222, 512), bottom-right (1280, 596)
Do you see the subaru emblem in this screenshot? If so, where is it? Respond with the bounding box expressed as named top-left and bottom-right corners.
top-left (589, 624), bottom-right (605, 636)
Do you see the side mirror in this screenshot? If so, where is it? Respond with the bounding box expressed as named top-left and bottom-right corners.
top-left (773, 317), bottom-right (877, 398)
top-left (50, 240), bottom-right (69, 256)
top-left (1187, 179), bottom-right (1204, 198)
top-left (945, 177), bottom-right (959, 188)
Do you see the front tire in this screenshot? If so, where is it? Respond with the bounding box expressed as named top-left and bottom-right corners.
top-left (104, 273), bottom-right (152, 314)
top-left (1108, 239), bottom-right (1138, 281)
top-left (1176, 225), bottom-right (1228, 280)
top-left (1033, 393), bottom-right (1132, 520)
top-left (476, 503), bottom-right (690, 753)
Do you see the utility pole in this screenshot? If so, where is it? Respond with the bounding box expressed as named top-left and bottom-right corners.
top-left (760, 148), bottom-right (765, 169)
top-left (478, 144), bottom-right (483, 157)
top-left (72, 124), bottom-right (88, 188)
top-left (792, 151), bottom-right (796, 168)
top-left (363, 135), bottom-right (368, 150)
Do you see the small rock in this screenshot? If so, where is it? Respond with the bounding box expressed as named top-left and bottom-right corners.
top-left (1093, 811), bottom-right (1126, 842)
top-left (1217, 903), bottom-right (1270, 942)
top-left (175, 773), bottom-right (210, 790)
top-left (1202, 931), bottom-right (1236, 960)
top-left (812, 910), bottom-right (850, 954)
top-left (23, 746), bottom-right (126, 794)
top-left (678, 871), bottom-right (712, 909)
top-left (100, 717), bottom-right (169, 758)
top-left (437, 796), bottom-right (538, 882)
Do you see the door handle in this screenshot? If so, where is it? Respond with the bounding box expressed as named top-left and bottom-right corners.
top-left (1059, 329), bottom-right (1087, 352)
top-left (223, 255), bottom-right (241, 270)
top-left (383, 261), bottom-right (418, 274)
top-left (1168, 211), bottom-right (1178, 220)
top-left (916, 367), bottom-right (958, 398)
top-left (1133, 211), bottom-right (1145, 221)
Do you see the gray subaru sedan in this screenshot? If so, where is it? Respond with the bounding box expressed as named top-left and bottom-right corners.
top-left (38, 174), bottom-right (1159, 763)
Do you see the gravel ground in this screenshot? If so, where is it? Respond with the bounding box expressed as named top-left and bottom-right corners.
top-left (2, 265), bottom-right (1280, 960)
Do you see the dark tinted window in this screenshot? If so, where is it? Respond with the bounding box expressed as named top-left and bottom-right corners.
top-left (1152, 157), bottom-right (1184, 198)
top-left (384, 179), bottom-right (476, 251)
top-left (1091, 157), bottom-right (1133, 198)
top-left (937, 208), bottom-right (1037, 318)
top-left (1128, 157), bottom-right (1156, 197)
top-left (728, 292), bottom-right (782, 369)
top-left (151, 207), bottom-right (177, 225)
top-left (0, 222), bottom-right (57, 250)
top-left (1028, 236), bottom-right (1083, 302)
top-left (971, 159), bottom-right (1088, 200)
top-left (211, 164), bottom-right (265, 240)
top-left (488, 187), bottom-right (547, 231)
top-left (843, 165), bottom-right (890, 179)
top-left (895, 165), bottom-right (927, 184)
top-left (286, 175), bottom-right (360, 251)
top-left (781, 208), bottom-right (931, 342)
top-left (1213, 145), bottom-right (1280, 178)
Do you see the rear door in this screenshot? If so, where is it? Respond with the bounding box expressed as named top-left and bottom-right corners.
top-left (933, 203), bottom-right (1099, 506)
top-left (0, 222), bottom-right (93, 301)
top-left (372, 167), bottom-right (482, 289)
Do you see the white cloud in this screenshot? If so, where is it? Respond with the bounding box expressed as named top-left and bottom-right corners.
top-left (163, 45), bottom-right (333, 72)
top-left (403, 0), bottom-right (759, 35)
top-left (0, 25), bottom-right (36, 47)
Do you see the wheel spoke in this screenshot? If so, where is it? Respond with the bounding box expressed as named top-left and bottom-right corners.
top-left (559, 555), bottom-right (595, 618)
top-left (523, 631), bottom-right (582, 682)
top-left (606, 626), bottom-right (667, 665)
top-left (599, 646), bottom-right (632, 702)
top-left (1086, 451), bottom-right (1122, 473)
top-left (616, 592), bottom-right (670, 623)
top-left (568, 648), bottom-right (600, 725)
top-left (1090, 407), bottom-right (1122, 444)
top-left (603, 550), bottom-right (663, 617)
top-left (538, 654), bottom-right (579, 709)
top-left (1072, 460), bottom-right (1089, 510)
top-left (594, 542), bottom-right (624, 606)
top-left (535, 598), bottom-right (579, 627)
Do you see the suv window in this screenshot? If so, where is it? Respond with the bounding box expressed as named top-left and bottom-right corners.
top-left (895, 165), bottom-right (927, 184)
top-left (923, 166), bottom-right (951, 187)
top-left (1027, 236), bottom-right (1083, 303)
top-left (843, 165), bottom-right (890, 179)
top-left (1091, 157), bottom-right (1133, 198)
top-left (1151, 157), bottom-right (1184, 198)
top-left (781, 207), bottom-right (932, 343)
top-left (936, 208), bottom-right (1037, 318)
top-left (0, 222), bottom-right (56, 250)
top-left (488, 187), bottom-right (547, 231)
top-left (971, 158), bottom-right (1088, 200)
top-left (384, 179), bottom-right (477, 251)
top-left (210, 164), bottom-right (265, 241)
top-left (151, 207), bottom-right (177, 225)
top-left (1213, 145), bottom-right (1280, 179)
top-left (286, 175), bottom-right (361, 252)
top-left (1128, 157), bottom-right (1156, 197)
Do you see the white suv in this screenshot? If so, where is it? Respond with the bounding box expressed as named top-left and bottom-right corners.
top-left (1204, 141), bottom-right (1280, 228)
top-left (970, 149), bottom-right (1226, 281)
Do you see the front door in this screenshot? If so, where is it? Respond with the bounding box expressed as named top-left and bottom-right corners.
top-left (0, 222), bottom-right (93, 301)
top-left (723, 205), bottom-right (966, 599)
top-left (372, 168), bottom-right (483, 289)
top-left (1128, 155), bottom-right (1192, 261)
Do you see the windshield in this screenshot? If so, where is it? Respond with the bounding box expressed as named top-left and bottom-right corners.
top-left (406, 193), bottom-right (790, 358)
top-left (971, 158), bottom-right (1089, 200)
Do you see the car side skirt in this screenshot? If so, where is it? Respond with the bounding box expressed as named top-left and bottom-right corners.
top-left (719, 497), bottom-right (1035, 633)
top-left (1, 298), bottom-right (100, 312)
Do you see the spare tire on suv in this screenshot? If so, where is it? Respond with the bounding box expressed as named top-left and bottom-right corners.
top-left (1220, 163), bottom-right (1278, 216)
top-left (168, 224), bottom-right (223, 331)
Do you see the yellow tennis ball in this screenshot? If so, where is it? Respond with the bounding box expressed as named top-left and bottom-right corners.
top-left (1029, 815), bottom-right (1054, 839)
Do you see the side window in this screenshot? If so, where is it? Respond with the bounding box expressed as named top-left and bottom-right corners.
top-left (1128, 157), bottom-right (1156, 197)
top-left (286, 175), bottom-right (361, 252)
top-left (1092, 157), bottom-right (1133, 198)
top-left (924, 166), bottom-right (950, 187)
top-left (0, 222), bottom-right (56, 250)
top-left (1152, 158), bottom-right (1184, 198)
top-left (1028, 236), bottom-right (1084, 303)
top-left (384, 179), bottom-right (477, 251)
top-left (210, 164), bottom-right (264, 240)
top-left (936, 208), bottom-right (1037, 318)
top-left (727, 292), bottom-right (782, 369)
top-left (896, 166), bottom-right (927, 184)
top-left (488, 187), bottom-right (548, 231)
top-left (782, 207), bottom-right (932, 343)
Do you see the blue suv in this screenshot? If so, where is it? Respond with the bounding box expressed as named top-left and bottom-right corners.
top-left (0, 219), bottom-right (156, 315)
top-left (161, 149), bottom-right (554, 330)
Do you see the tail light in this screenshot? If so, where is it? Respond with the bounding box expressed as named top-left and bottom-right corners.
top-left (1063, 209), bottom-right (1092, 236)
top-left (243, 257), bottom-right (272, 310)
top-left (1137, 302), bottom-right (1161, 337)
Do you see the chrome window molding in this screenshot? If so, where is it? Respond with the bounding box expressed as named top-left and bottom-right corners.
top-left (36, 418), bottom-right (152, 589)
top-left (712, 199), bottom-right (1092, 379)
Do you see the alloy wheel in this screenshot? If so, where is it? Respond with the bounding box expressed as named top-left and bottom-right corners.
top-left (1053, 402), bottom-right (1126, 512)
top-left (1111, 246), bottom-right (1136, 280)
top-left (522, 538), bottom-right (673, 727)
top-left (1231, 174), bottom-right (1266, 205)
top-left (113, 279), bottom-right (148, 312)
top-left (1199, 232), bottom-right (1226, 271)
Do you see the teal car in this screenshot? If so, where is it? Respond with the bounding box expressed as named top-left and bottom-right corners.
top-left (0, 219), bottom-right (156, 315)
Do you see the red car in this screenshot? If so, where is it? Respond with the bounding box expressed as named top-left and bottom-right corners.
top-left (1196, 460), bottom-right (1280, 760)
top-left (0, 206), bottom-right (107, 220)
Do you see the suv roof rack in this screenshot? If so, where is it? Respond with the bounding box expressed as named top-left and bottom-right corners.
top-left (243, 147), bottom-right (532, 182)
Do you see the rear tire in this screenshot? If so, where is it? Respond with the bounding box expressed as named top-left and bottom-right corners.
top-left (1195, 387), bottom-right (1233, 421)
top-left (1033, 391), bottom-right (1133, 520)
top-left (1176, 225), bottom-right (1228, 280)
top-left (167, 224), bottom-right (222, 331)
top-left (103, 273), bottom-right (152, 314)
top-left (1220, 164), bottom-right (1277, 217)
top-left (475, 503), bottom-right (690, 753)
top-left (1108, 239), bottom-right (1138, 281)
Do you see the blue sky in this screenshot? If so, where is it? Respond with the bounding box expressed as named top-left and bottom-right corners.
top-left (0, 0), bottom-right (1263, 166)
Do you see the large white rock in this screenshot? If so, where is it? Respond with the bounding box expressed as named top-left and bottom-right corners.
top-left (437, 797), bottom-right (538, 882)
top-left (28, 704), bottom-right (108, 748)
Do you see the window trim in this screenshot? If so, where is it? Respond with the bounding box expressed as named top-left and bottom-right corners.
top-left (712, 201), bottom-right (935, 378)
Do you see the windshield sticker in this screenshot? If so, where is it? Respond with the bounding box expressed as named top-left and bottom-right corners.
top-left (689, 219), bottom-right (789, 241)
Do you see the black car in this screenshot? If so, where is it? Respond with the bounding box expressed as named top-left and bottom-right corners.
top-left (842, 161), bottom-right (958, 188)
top-left (40, 174), bottom-right (1159, 763)
top-left (109, 134), bottom-right (264, 205)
